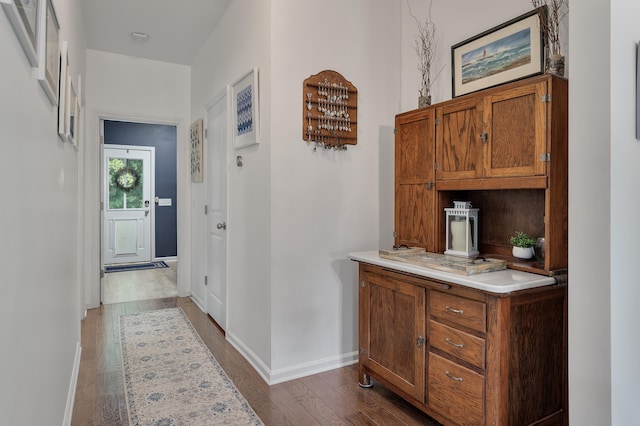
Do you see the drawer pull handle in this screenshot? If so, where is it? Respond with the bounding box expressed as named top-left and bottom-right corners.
top-left (445, 338), bottom-right (464, 349)
top-left (445, 370), bottom-right (463, 382)
top-left (445, 305), bottom-right (464, 314)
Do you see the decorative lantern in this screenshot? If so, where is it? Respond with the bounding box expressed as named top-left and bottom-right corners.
top-left (444, 201), bottom-right (479, 258)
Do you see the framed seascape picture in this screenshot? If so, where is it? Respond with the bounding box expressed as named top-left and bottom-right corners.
top-left (37, 0), bottom-right (60, 105)
top-left (451, 7), bottom-right (546, 98)
top-left (232, 67), bottom-right (259, 149)
top-left (1, 0), bottom-right (40, 65)
top-left (190, 118), bottom-right (203, 182)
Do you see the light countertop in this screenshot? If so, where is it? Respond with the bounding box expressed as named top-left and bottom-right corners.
top-left (349, 250), bottom-right (557, 294)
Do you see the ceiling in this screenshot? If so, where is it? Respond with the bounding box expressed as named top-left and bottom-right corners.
top-left (81, 0), bottom-right (234, 65)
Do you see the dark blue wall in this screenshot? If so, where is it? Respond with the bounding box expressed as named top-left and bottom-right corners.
top-left (104, 120), bottom-right (177, 258)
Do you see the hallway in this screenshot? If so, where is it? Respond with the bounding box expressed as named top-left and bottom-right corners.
top-left (71, 297), bottom-right (440, 425)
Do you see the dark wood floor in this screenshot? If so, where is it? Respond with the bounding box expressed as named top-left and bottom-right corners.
top-left (71, 297), bottom-right (440, 425)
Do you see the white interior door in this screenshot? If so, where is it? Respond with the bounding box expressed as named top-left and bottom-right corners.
top-left (206, 91), bottom-right (228, 329)
top-left (103, 145), bottom-right (154, 265)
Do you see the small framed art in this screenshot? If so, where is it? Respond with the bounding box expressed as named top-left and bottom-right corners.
top-left (1, 0), bottom-right (40, 66)
top-left (190, 118), bottom-right (203, 182)
top-left (232, 67), bottom-right (259, 149)
top-left (451, 7), bottom-right (546, 97)
top-left (37, 0), bottom-right (60, 105)
top-left (57, 40), bottom-right (68, 139)
top-left (66, 73), bottom-right (78, 146)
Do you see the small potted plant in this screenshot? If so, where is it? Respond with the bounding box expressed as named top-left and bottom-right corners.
top-left (509, 231), bottom-right (537, 259)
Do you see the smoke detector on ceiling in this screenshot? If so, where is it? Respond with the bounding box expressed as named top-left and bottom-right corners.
top-left (131, 32), bottom-right (149, 42)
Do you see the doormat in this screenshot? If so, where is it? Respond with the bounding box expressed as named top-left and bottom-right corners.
top-left (120, 308), bottom-right (263, 425)
top-left (105, 261), bottom-right (169, 273)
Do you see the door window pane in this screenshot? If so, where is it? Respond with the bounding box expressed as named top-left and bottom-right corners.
top-left (108, 157), bottom-right (143, 209)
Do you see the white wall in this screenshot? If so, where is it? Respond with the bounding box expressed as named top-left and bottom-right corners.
top-left (83, 50), bottom-right (191, 308)
top-left (0, 0), bottom-right (85, 423)
top-left (609, 0), bottom-right (640, 423)
top-left (190, 0), bottom-right (272, 372)
top-left (567, 2), bottom-right (612, 423)
top-left (269, 0), bottom-right (400, 381)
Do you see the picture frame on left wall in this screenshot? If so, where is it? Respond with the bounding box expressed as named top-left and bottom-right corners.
top-left (37, 0), bottom-right (60, 105)
top-left (57, 40), bottom-right (68, 140)
top-left (1, 0), bottom-right (40, 66)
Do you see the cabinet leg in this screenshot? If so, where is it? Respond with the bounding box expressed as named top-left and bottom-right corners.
top-left (358, 372), bottom-right (373, 388)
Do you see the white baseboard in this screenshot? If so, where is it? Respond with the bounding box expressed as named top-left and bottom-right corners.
top-left (225, 331), bottom-right (358, 385)
top-left (267, 351), bottom-right (358, 385)
top-left (63, 341), bottom-right (82, 426)
top-left (190, 294), bottom-right (206, 313)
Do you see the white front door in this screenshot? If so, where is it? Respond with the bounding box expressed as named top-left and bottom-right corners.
top-left (103, 145), bottom-right (154, 265)
top-left (206, 92), bottom-right (228, 330)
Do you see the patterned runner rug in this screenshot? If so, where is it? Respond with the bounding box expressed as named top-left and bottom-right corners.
top-left (120, 308), bottom-right (263, 425)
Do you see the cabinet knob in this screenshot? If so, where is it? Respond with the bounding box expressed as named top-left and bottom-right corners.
top-left (479, 132), bottom-right (488, 143)
top-left (417, 336), bottom-right (426, 347)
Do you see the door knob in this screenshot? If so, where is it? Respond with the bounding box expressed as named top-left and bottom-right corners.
top-left (216, 222), bottom-right (226, 230)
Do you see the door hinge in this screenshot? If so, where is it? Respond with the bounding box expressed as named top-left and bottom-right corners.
top-left (541, 94), bottom-right (551, 103)
top-left (427, 181), bottom-right (434, 190)
top-left (434, 163), bottom-right (440, 170)
top-left (393, 230), bottom-right (397, 237)
top-left (435, 118), bottom-right (440, 125)
top-left (393, 127), bottom-right (397, 134)
top-left (100, 201), bottom-right (104, 211)
top-left (540, 153), bottom-right (551, 162)
top-left (204, 128), bottom-right (208, 139)
top-left (204, 205), bottom-right (208, 215)
top-left (204, 275), bottom-right (208, 286)
top-left (360, 346), bottom-right (365, 355)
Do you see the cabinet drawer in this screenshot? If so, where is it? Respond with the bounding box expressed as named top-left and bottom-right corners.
top-left (428, 353), bottom-right (484, 425)
top-left (429, 320), bottom-right (485, 368)
top-left (430, 291), bottom-right (486, 332)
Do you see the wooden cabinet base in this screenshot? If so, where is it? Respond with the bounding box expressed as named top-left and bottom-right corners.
top-left (358, 263), bottom-right (567, 426)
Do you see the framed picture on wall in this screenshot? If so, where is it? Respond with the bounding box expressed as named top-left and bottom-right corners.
top-left (190, 118), bottom-right (203, 182)
top-left (451, 7), bottom-right (546, 97)
top-left (232, 67), bottom-right (260, 149)
top-left (37, 0), bottom-right (60, 105)
top-left (66, 73), bottom-right (78, 146)
top-left (1, 0), bottom-right (40, 66)
top-left (57, 40), bottom-right (68, 140)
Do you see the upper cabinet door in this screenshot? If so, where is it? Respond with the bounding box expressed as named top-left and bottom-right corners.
top-left (395, 108), bottom-right (436, 250)
top-left (483, 80), bottom-right (548, 178)
top-left (435, 98), bottom-right (484, 180)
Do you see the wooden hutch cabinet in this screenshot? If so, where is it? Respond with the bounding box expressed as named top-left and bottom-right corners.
top-left (395, 74), bottom-right (568, 276)
top-left (365, 74), bottom-right (569, 425)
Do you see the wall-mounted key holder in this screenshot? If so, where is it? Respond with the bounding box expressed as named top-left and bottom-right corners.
top-left (302, 70), bottom-right (357, 151)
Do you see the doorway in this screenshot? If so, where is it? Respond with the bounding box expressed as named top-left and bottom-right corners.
top-left (100, 119), bottom-right (179, 304)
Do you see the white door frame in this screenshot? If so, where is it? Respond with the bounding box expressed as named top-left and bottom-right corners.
top-left (102, 144), bottom-right (155, 265)
top-left (204, 87), bottom-right (230, 329)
